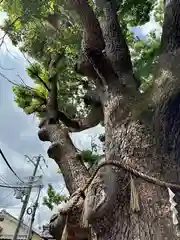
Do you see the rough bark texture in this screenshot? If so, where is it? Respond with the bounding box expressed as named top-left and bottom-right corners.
top-left (87, 87), bottom-right (180, 239)
top-left (161, 0), bottom-right (180, 53)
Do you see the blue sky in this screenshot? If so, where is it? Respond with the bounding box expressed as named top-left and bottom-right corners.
top-left (0, 11), bottom-right (161, 231)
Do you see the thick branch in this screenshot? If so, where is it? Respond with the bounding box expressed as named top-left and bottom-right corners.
top-left (69, 0), bottom-right (117, 86)
top-left (78, 105), bottom-right (103, 130)
top-left (56, 87), bottom-right (103, 131)
top-left (71, 0), bottom-right (139, 93)
top-left (160, 0), bottom-right (180, 53)
top-left (46, 53), bottom-right (64, 124)
top-left (95, 0), bottom-right (141, 92)
top-left (49, 213), bottom-right (66, 240)
top-left (99, 1), bottom-right (133, 77)
top-left (46, 74), bottom-right (59, 124)
top-left (58, 111), bottom-right (80, 129)
top-left (58, 105), bottom-right (103, 132)
top-left (69, 0), bottom-right (105, 51)
top-left (38, 124), bottom-right (89, 193)
top-left (49, 204), bottom-right (91, 240)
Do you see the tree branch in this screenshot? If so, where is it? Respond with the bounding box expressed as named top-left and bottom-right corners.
top-left (69, 0), bottom-right (105, 51)
top-left (49, 213), bottom-right (66, 240)
top-left (57, 111), bottom-right (80, 129)
top-left (46, 73), bottom-right (59, 124)
top-left (71, 0), bottom-right (139, 93)
top-left (49, 204), bottom-right (91, 240)
top-left (0, 16), bottom-right (22, 48)
top-left (69, 0), bottom-right (116, 86)
top-left (46, 52), bottom-right (65, 124)
top-left (95, 0), bottom-right (140, 91)
top-left (58, 105), bottom-right (103, 132)
top-left (28, 68), bottom-right (50, 91)
top-left (77, 105), bottom-right (103, 131)
top-left (160, 0), bottom-right (180, 53)
top-left (99, 1), bottom-right (133, 77)
top-left (38, 123), bottom-right (90, 193)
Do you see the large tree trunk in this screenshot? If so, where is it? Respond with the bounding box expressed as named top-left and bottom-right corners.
top-left (87, 85), bottom-right (180, 239)
top-left (39, 0), bottom-right (180, 239)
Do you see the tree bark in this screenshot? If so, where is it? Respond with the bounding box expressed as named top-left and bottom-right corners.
top-left (39, 123), bottom-right (90, 193)
top-left (160, 0), bottom-right (180, 53)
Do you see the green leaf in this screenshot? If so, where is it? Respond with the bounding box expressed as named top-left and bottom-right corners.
top-left (42, 184), bottom-right (68, 210)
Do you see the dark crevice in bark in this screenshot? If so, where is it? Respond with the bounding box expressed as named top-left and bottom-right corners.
top-left (100, 1), bottom-right (133, 77)
top-left (46, 75), bottom-right (59, 124)
top-left (49, 213), bottom-right (66, 240)
top-left (155, 93), bottom-right (180, 165)
top-left (161, 0), bottom-right (180, 53)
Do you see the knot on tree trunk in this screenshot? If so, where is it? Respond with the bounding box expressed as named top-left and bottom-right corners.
top-left (49, 213), bottom-right (67, 240)
top-left (49, 201), bottom-right (92, 240)
top-left (38, 127), bottom-right (50, 141)
top-left (47, 141), bottom-right (62, 159)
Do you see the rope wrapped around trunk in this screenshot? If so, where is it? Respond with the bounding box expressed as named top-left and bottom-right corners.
top-left (59, 160), bottom-right (180, 215)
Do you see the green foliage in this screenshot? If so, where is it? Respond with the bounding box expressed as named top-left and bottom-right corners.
top-left (43, 184), bottom-right (68, 210)
top-left (120, 0), bottom-right (156, 26)
top-left (79, 150), bottom-right (100, 166)
top-left (154, 0), bottom-right (164, 26)
top-left (12, 84), bottom-right (46, 115)
top-left (131, 31), bottom-right (161, 92)
top-left (4, 0), bottom-right (86, 118)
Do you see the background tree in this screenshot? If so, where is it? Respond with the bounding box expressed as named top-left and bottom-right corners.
top-left (43, 184), bottom-right (68, 211)
top-left (2, 0), bottom-right (180, 239)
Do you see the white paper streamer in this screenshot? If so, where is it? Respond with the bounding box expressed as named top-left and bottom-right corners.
top-left (168, 188), bottom-right (178, 225)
